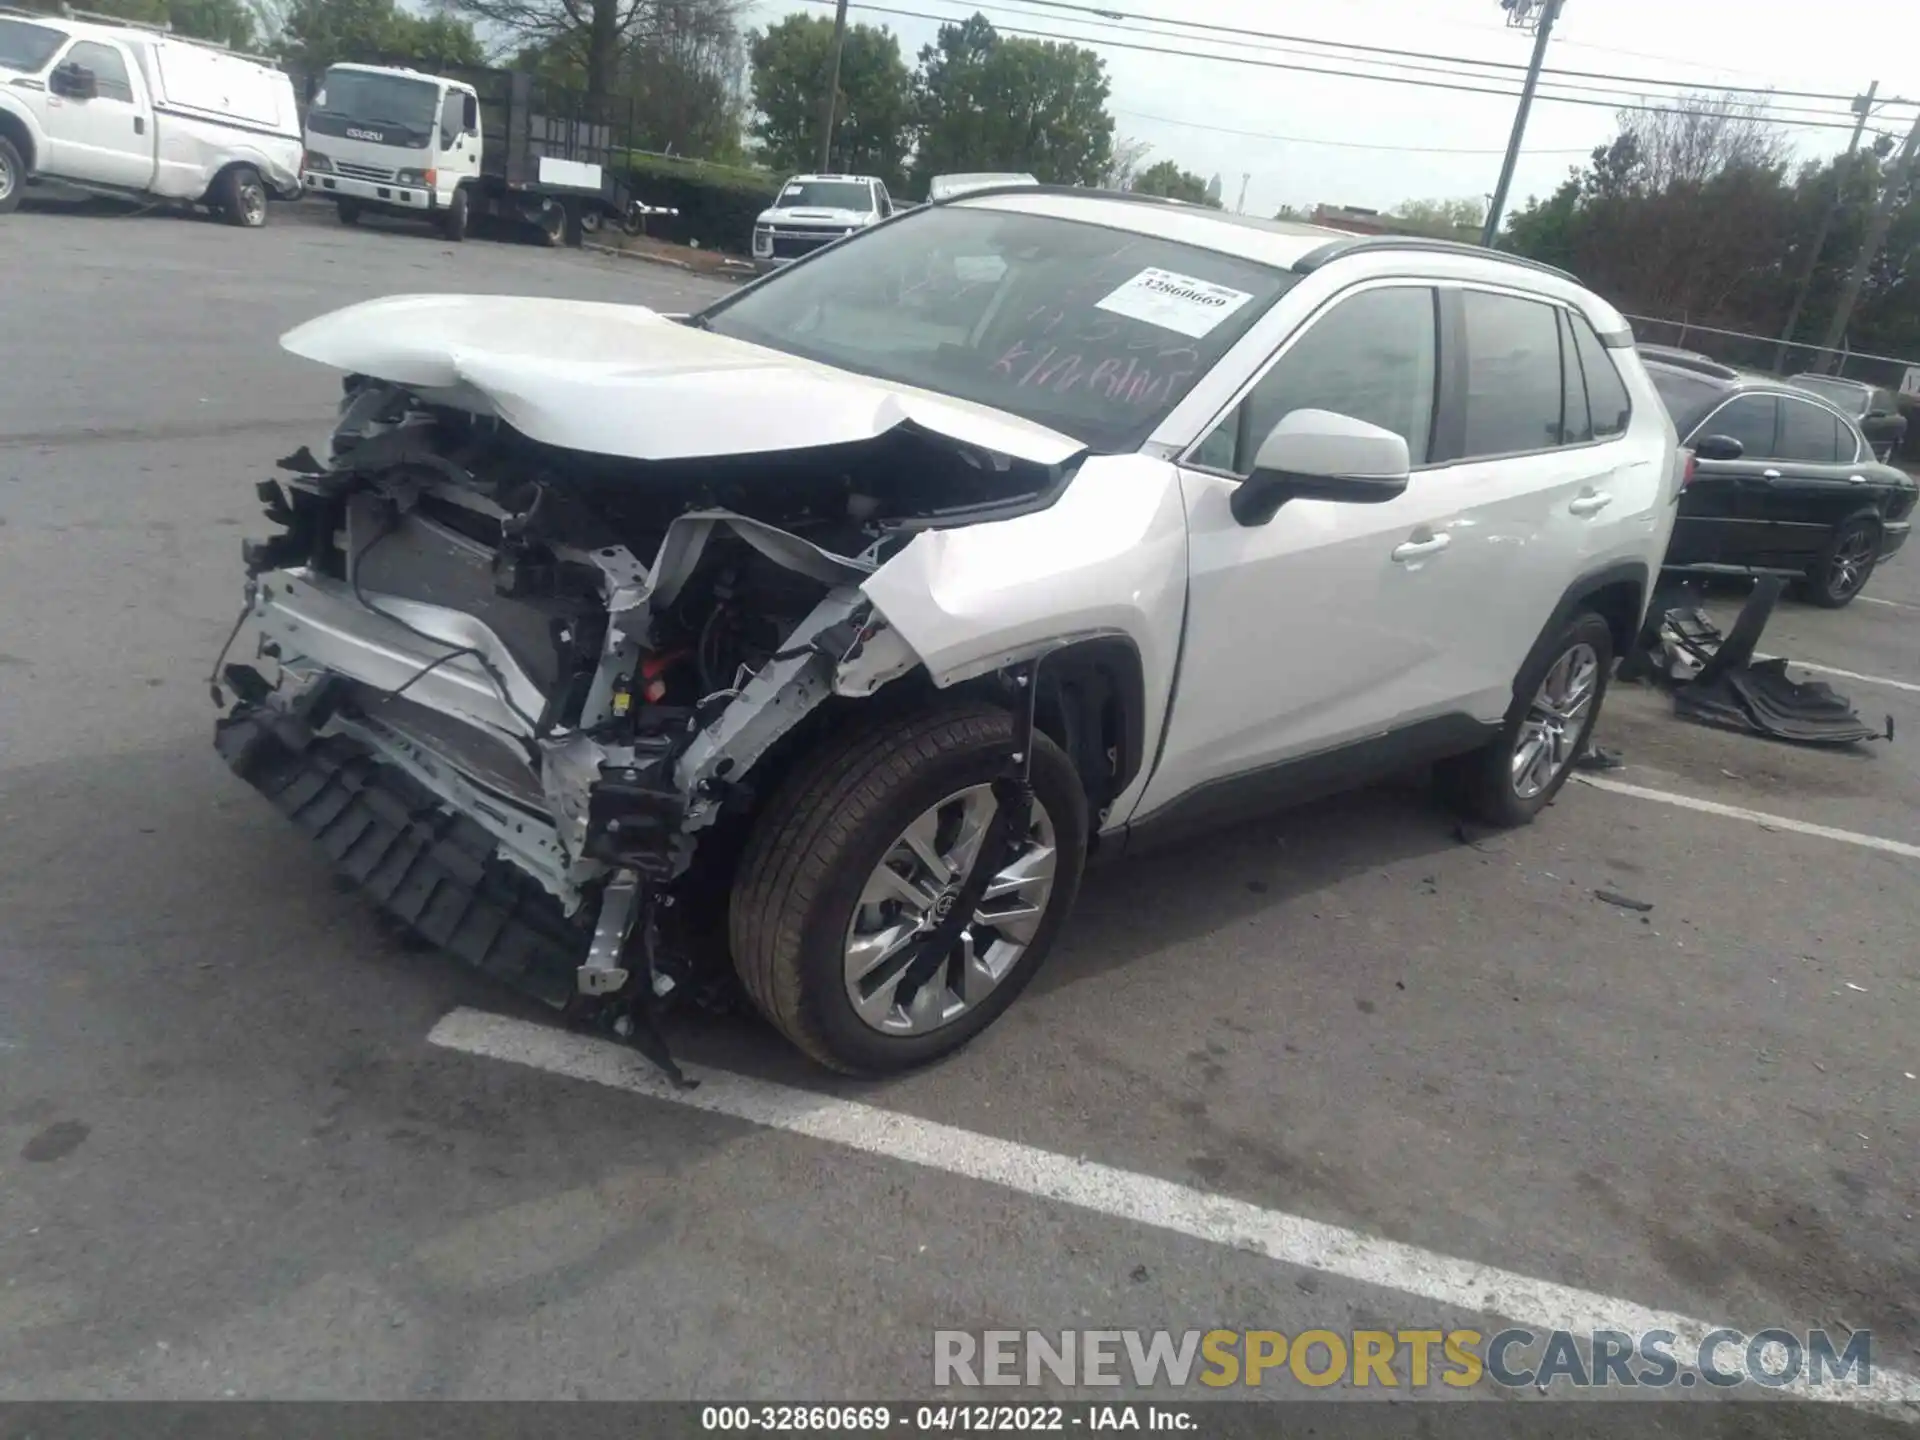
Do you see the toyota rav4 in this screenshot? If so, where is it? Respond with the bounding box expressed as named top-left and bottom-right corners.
top-left (214, 187), bottom-right (1681, 1077)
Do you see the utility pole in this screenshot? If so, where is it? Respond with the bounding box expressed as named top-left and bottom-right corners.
top-left (1773, 82), bottom-right (1876, 374)
top-left (1481, 0), bottom-right (1564, 249)
top-left (816, 0), bottom-right (850, 173)
top-left (1236, 173), bottom-right (1250, 214)
top-left (1815, 106), bottom-right (1920, 371)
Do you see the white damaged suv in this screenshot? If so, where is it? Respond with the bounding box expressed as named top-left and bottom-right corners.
top-left (215, 187), bottom-right (1680, 1076)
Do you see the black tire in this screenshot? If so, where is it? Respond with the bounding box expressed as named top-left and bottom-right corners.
top-left (440, 186), bottom-right (469, 242)
top-left (336, 199), bottom-right (361, 225)
top-left (214, 165), bottom-right (268, 228)
top-left (535, 202), bottom-right (564, 248)
top-left (1804, 515), bottom-right (1881, 609)
top-left (1436, 611), bottom-right (1615, 829)
top-left (729, 702), bottom-right (1088, 1075)
top-left (0, 134), bottom-right (24, 216)
top-left (578, 204), bottom-right (602, 235)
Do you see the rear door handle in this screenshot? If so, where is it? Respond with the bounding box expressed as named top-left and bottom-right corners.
top-left (1569, 491), bottom-right (1613, 516)
top-left (1391, 533), bottom-right (1451, 563)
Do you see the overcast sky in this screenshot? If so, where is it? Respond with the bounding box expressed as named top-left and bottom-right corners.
top-left (741, 0), bottom-right (1919, 220)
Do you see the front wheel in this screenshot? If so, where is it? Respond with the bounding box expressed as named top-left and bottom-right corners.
top-left (1436, 611), bottom-right (1614, 829)
top-left (336, 199), bottom-right (361, 225)
top-left (440, 186), bottom-right (468, 242)
top-left (215, 165), bottom-right (268, 227)
top-left (729, 703), bottom-right (1088, 1075)
top-left (1805, 516), bottom-right (1880, 608)
top-left (0, 134), bottom-right (24, 215)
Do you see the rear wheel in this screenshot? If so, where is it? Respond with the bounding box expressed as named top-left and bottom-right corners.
top-left (0, 135), bottom-right (23, 215)
top-left (578, 204), bottom-right (602, 236)
top-left (1437, 612), bottom-right (1613, 829)
top-left (1805, 516), bottom-right (1880, 608)
top-left (336, 199), bottom-right (361, 225)
top-left (215, 165), bottom-right (268, 228)
top-left (730, 702), bottom-right (1087, 1075)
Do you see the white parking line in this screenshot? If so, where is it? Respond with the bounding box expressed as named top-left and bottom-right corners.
top-left (430, 1007), bottom-right (1919, 1408)
top-left (1857, 596), bottom-right (1918, 611)
top-left (1766, 657), bottom-right (1920, 697)
top-left (1577, 775), bottom-right (1920, 860)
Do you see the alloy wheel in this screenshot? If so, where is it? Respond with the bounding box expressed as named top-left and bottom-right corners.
top-left (1827, 528), bottom-right (1875, 602)
top-left (843, 785), bottom-right (1058, 1036)
top-left (239, 176), bottom-right (266, 226)
top-left (1512, 643), bottom-right (1600, 800)
top-left (0, 152), bottom-right (14, 205)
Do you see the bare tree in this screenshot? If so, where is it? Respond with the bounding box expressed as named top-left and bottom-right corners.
top-left (1612, 90), bottom-right (1789, 194)
top-left (453, 0), bottom-right (746, 117)
top-left (1100, 135), bottom-right (1151, 191)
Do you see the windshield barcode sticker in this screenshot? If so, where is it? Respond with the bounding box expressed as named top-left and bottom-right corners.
top-left (1094, 268), bottom-right (1255, 338)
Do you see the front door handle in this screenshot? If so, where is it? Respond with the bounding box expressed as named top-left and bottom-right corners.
top-left (1391, 532), bottom-right (1451, 563)
top-left (1569, 491), bottom-right (1613, 516)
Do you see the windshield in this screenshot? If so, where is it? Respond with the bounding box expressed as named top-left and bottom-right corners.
top-left (311, 68), bottom-right (439, 134)
top-left (1789, 375), bottom-right (1869, 416)
top-left (0, 17), bottom-right (67, 73)
top-left (1644, 366), bottom-right (1724, 436)
top-left (702, 205), bottom-right (1296, 453)
top-left (776, 181), bottom-right (873, 211)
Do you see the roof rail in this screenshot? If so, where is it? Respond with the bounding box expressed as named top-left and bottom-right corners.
top-left (1637, 349), bottom-right (1740, 381)
top-left (935, 181), bottom-right (1198, 210)
top-left (2, 3), bottom-right (277, 57)
top-left (1290, 234), bottom-right (1580, 284)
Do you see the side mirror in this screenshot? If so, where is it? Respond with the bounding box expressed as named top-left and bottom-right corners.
top-left (52, 63), bottom-right (97, 100)
top-left (1692, 433), bottom-right (1745, 462)
top-left (1229, 409), bottom-right (1411, 527)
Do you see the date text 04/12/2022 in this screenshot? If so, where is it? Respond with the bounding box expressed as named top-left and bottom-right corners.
top-left (699, 1404), bottom-right (1196, 1431)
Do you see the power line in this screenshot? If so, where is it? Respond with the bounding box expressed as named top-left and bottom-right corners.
top-left (1113, 108), bottom-right (1596, 155)
top-left (956, 0), bottom-right (1884, 125)
top-left (803, 0), bottom-right (1882, 133)
top-left (950, 0), bottom-right (1919, 108)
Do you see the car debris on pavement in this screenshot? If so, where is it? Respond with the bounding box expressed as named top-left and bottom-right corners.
top-left (1643, 577), bottom-right (1891, 746)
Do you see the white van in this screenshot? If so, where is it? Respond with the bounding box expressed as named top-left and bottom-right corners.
top-left (0, 8), bottom-right (302, 225)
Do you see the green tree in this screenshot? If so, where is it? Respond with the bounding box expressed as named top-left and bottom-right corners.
top-left (1393, 196), bottom-right (1485, 235)
top-left (1132, 158), bottom-right (1216, 207)
top-left (748, 15), bottom-right (912, 186)
top-left (912, 14), bottom-right (1113, 191)
top-left (277, 0), bottom-right (482, 72)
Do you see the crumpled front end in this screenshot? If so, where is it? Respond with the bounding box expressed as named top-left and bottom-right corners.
top-left (212, 345), bottom-right (1079, 1074)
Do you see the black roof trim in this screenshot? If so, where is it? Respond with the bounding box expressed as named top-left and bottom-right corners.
top-left (935, 182), bottom-right (1198, 210)
top-left (1290, 235), bottom-right (1579, 285)
top-left (1636, 348), bottom-right (1740, 381)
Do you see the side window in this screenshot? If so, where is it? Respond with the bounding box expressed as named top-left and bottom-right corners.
top-left (1568, 309), bottom-right (1631, 437)
top-left (1193, 286), bottom-right (1438, 475)
top-left (1778, 399), bottom-right (1842, 463)
top-left (66, 40), bottom-right (133, 102)
top-left (440, 91), bottom-right (464, 145)
top-left (1557, 309), bottom-right (1593, 445)
top-left (1462, 290), bottom-right (1564, 458)
top-left (1698, 395), bottom-right (1777, 458)
top-left (876, 183), bottom-right (893, 216)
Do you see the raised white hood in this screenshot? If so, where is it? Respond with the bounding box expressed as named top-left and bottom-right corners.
top-left (280, 294), bottom-right (1086, 468)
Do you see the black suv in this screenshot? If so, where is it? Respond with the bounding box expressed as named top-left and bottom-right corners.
top-left (1785, 373), bottom-right (1908, 462)
top-left (1642, 353), bottom-right (1916, 607)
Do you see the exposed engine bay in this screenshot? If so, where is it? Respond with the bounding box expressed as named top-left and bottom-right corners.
top-left (212, 371), bottom-right (1090, 1079)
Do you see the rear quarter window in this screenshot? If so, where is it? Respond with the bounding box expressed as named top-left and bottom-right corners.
top-left (1568, 311), bottom-right (1631, 437)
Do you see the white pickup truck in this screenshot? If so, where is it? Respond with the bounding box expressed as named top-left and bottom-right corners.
top-left (0, 8), bottom-right (302, 225)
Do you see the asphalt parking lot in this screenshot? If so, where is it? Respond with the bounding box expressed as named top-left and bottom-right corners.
top-left (2, 202), bottom-right (1918, 1427)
